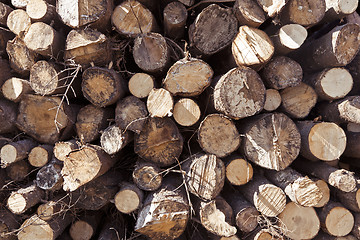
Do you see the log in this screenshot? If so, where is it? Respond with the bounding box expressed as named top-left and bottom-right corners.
top-left (2, 77), bottom-right (32, 102)
top-left (231, 26), bottom-right (274, 70)
top-left (26, 0), bottom-right (56, 24)
top-left (82, 66), bottom-right (126, 107)
top-left (36, 161), bottom-right (63, 191)
top-left (100, 125), bottom-right (132, 155)
top-left (260, 56), bottom-right (303, 90)
top-left (256, 0), bottom-right (286, 17)
top-left (97, 215), bottom-right (125, 240)
top-left (314, 231), bottom-right (358, 240)
top-left (75, 104), bottom-right (113, 143)
top-left (263, 89), bottom-right (281, 112)
top-left (264, 168), bottom-right (323, 207)
top-left (182, 152), bottom-right (225, 200)
top-left (334, 185), bottom-right (360, 212)
top-left (0, 139), bottom-right (36, 168)
top-left (318, 201), bottom-right (354, 237)
top-left (11, 0), bottom-right (28, 9)
top-left (188, 4), bottom-right (238, 56)
top-left (132, 160), bottom-right (162, 191)
top-left (146, 88), bottom-right (173, 118)
top-left (69, 212), bottom-right (101, 240)
top-left (53, 140), bottom-right (78, 162)
top-left (163, 2), bottom-right (187, 40)
top-left (61, 144), bottom-right (118, 191)
top-left (224, 155), bottom-right (253, 186)
top-left (28, 144), bottom-right (52, 167)
top-left (178, 0), bottom-right (194, 7)
top-left (314, 179), bottom-right (331, 208)
top-left (0, 99), bottom-right (17, 134)
top-left (7, 184), bottom-right (45, 214)
top-left (0, 29), bottom-right (14, 57)
top-left (279, 82), bottom-right (317, 119)
top-left (163, 57), bottom-right (213, 97)
top-left (233, 0), bottom-right (266, 28)
top-left (296, 121), bottom-right (347, 161)
top-left (5, 160), bottom-right (31, 182)
top-left (128, 73), bottom-right (154, 99)
top-left (0, 58), bottom-right (11, 87)
top-left (115, 95), bottom-right (148, 134)
top-left (278, 202), bottom-right (320, 240)
top-left (0, 209), bottom-right (19, 240)
top-left (352, 213), bottom-right (360, 239)
top-left (213, 66), bottom-right (266, 120)
top-left (6, 9), bottom-right (31, 35)
top-left (343, 130), bottom-right (360, 158)
top-left (292, 158), bottom-right (357, 192)
top-left (134, 117), bottom-right (183, 167)
top-left (270, 24), bottom-right (308, 55)
top-left (198, 114), bottom-right (240, 158)
top-left (0, 3), bottom-right (12, 26)
top-left (322, 0), bottom-right (358, 23)
top-left (237, 173), bottom-right (287, 217)
top-left (111, 0), bottom-right (158, 37)
top-left (173, 98), bottom-right (201, 127)
top-left (37, 194), bottom-right (69, 221)
top-left (244, 229), bottom-right (284, 240)
top-left (304, 68), bottom-right (353, 101)
top-left (114, 182), bottom-right (144, 214)
top-left (241, 112), bottom-right (301, 171)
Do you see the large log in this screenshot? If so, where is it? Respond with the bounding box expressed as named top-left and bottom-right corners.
top-left (6, 160), bottom-right (31, 182)
top-left (334, 185), bottom-right (360, 212)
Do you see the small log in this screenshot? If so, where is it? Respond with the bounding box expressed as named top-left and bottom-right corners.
top-left (37, 194), bottom-right (69, 221)
top-left (61, 144), bottom-right (118, 191)
top-left (163, 57), bottom-right (213, 97)
top-left (132, 160), bottom-right (162, 191)
top-left (134, 117), bottom-right (183, 167)
top-left (232, 26), bottom-right (274, 70)
top-left (233, 0), bottom-right (266, 28)
top-left (100, 125), bottom-right (132, 155)
top-left (304, 68), bottom-right (353, 101)
top-left (292, 158), bottom-right (357, 192)
top-left (224, 155), bottom-right (253, 186)
top-left (69, 212), bottom-right (101, 240)
top-left (2, 77), bottom-right (32, 102)
top-left (260, 56), bottom-right (303, 90)
top-left (6, 9), bottom-right (31, 35)
top-left (163, 2), bottom-right (187, 40)
top-left (241, 112), bottom-right (301, 171)
top-left (182, 152), bottom-right (225, 200)
top-left (0, 3), bottom-right (12, 26)
top-left (26, 0), bottom-right (56, 24)
top-left (135, 180), bottom-right (189, 239)
top-left (133, 32), bottom-right (170, 74)
top-left (115, 95), bottom-right (148, 134)
top-left (263, 89), bottom-right (281, 112)
top-left (111, 0), bottom-right (158, 37)
top-left (264, 168), bottom-right (323, 207)
top-left (28, 145), bottom-right (52, 167)
top-left (173, 98), bottom-right (201, 127)
top-left (146, 88), bottom-right (173, 118)
top-left (75, 104), bottom-right (113, 143)
top-left (270, 24), bottom-right (308, 55)
top-left (237, 173), bottom-right (287, 217)
top-left (0, 209), bottom-right (19, 240)
top-left (64, 28), bottom-right (111, 67)
top-left (1, 139), bottom-right (36, 168)
top-left (97, 215), bottom-right (125, 240)
top-left (7, 184), bottom-right (45, 214)
top-left (189, 4), bottom-right (238, 56)
top-left (128, 73), bottom-right (154, 99)
top-left (244, 229), bottom-right (283, 240)
top-left (334, 185), bottom-right (360, 212)
top-left (82, 66), bottom-right (126, 107)
top-left (198, 114), bottom-right (240, 158)
top-left (11, 0), bottom-right (28, 9)
top-left (53, 140), bottom-right (78, 161)
top-left (35, 161), bottom-right (63, 191)
top-left (322, 0), bottom-right (358, 23)
top-left (314, 179), bottom-right (331, 208)
top-left (278, 202), bottom-right (320, 240)
top-left (280, 82), bottom-right (317, 119)
top-left (318, 201), bottom-right (354, 237)
top-left (114, 182), bottom-right (144, 214)
top-left (6, 160), bottom-right (31, 182)
top-left (352, 213), bottom-right (360, 239)
top-left (213, 66), bottom-right (265, 120)
top-left (0, 99), bottom-right (17, 134)
top-left (280, 0), bottom-right (326, 27)
top-left (256, 0), bottom-right (286, 17)
top-left (297, 121), bottom-right (347, 161)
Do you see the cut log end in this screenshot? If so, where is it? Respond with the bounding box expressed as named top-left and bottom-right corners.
top-left (324, 205), bottom-right (354, 237)
top-left (264, 89), bottom-right (281, 112)
top-left (225, 157), bottom-right (253, 186)
top-left (114, 183), bottom-right (143, 214)
top-left (329, 169), bottom-right (357, 193)
top-left (147, 88), bottom-right (173, 118)
top-left (128, 73), bottom-right (154, 99)
top-left (254, 184), bottom-right (286, 217)
top-left (272, 24), bottom-right (307, 54)
top-left (69, 220), bottom-right (94, 240)
top-left (132, 162), bottom-right (162, 191)
top-left (173, 98), bottom-right (201, 127)
top-left (314, 179), bottom-right (330, 208)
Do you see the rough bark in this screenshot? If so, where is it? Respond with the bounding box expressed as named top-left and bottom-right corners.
top-left (163, 2), bottom-right (187, 40)
top-left (35, 161), bottom-right (63, 191)
top-left (5, 160), bottom-right (30, 182)
top-left (97, 215), bottom-right (125, 240)
top-left (0, 3), bottom-right (13, 26)
top-left (132, 160), bottom-right (162, 191)
top-left (0, 99), bottom-right (17, 134)
top-left (334, 185), bottom-right (360, 212)
top-left (0, 209), bottom-right (19, 240)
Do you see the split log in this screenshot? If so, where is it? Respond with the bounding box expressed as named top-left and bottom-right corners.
top-left (132, 160), bottom-right (162, 191)
top-left (213, 66), bottom-right (266, 120)
top-left (133, 32), bottom-right (170, 74)
top-left (134, 117), bottom-right (183, 167)
top-left (296, 121), bottom-right (347, 161)
top-left (163, 2), bottom-right (187, 40)
top-left (0, 99), bottom-right (17, 134)
top-left (198, 114), bottom-right (240, 158)
top-left (28, 144), bottom-right (52, 167)
top-left (36, 161), bottom-right (63, 191)
top-left (278, 202), bottom-right (320, 239)
top-left (352, 213), bottom-right (360, 239)
top-left (2, 77), bottom-right (32, 102)
top-left (0, 139), bottom-right (36, 168)
top-left (111, 0), bottom-right (158, 37)
top-left (318, 201), bottom-right (354, 237)
top-left (61, 144), bottom-right (118, 191)
top-left (322, 0), bottom-right (358, 23)
top-left (263, 89), bottom-right (281, 112)
top-left (69, 212), bottom-right (101, 240)
top-left (114, 182), bottom-right (144, 214)
top-left (135, 180), bottom-right (189, 239)
top-left (314, 179), bottom-right (331, 208)
top-left (115, 95), bottom-right (148, 134)
top-left (173, 98), bottom-right (201, 127)
top-left (231, 26), bottom-right (274, 70)
top-left (241, 112), bottom-right (301, 171)
top-left (334, 185), bottom-right (360, 212)
top-left (237, 174), bottom-right (287, 217)
top-left (270, 24), bottom-right (308, 55)
top-left (182, 152), bottom-right (225, 200)
top-left (0, 209), bottom-right (19, 240)
top-left (26, 0), bottom-right (56, 24)
top-left (189, 4), bottom-right (238, 56)
top-left (264, 168), bottom-right (323, 207)
top-left (163, 57), bottom-right (213, 97)
top-left (304, 68), bottom-right (353, 101)
top-left (233, 0), bottom-right (266, 28)
top-left (279, 82), bottom-right (317, 118)
top-left (256, 0), bottom-right (286, 17)
top-left (82, 66), bottom-right (126, 107)
top-left (0, 3), bottom-right (12, 26)
top-left (100, 125), bottom-right (132, 155)
top-left (292, 158), bottom-right (357, 192)
top-left (7, 184), bottom-right (45, 214)
top-left (53, 140), bottom-right (78, 161)
top-left (128, 73), bottom-right (154, 99)
top-left (6, 9), bottom-right (31, 35)
top-left (146, 88), bottom-right (173, 118)
top-left (16, 94), bottom-right (75, 144)
top-left (224, 155), bottom-right (253, 186)
top-left (5, 160), bottom-right (30, 182)
top-left (97, 215), bottom-right (125, 240)
top-left (260, 56), bottom-right (303, 90)
top-left (75, 104), bottom-right (113, 143)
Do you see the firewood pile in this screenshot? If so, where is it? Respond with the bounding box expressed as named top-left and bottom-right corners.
top-left (1, 0), bottom-right (360, 239)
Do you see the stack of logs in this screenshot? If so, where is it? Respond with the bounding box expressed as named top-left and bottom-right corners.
top-left (1, 0), bottom-right (360, 239)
